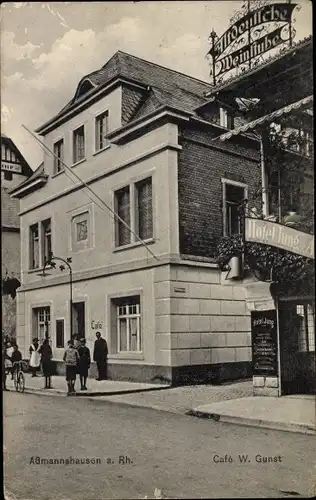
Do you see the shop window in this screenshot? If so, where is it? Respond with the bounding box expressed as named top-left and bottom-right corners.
top-left (297, 304), bottom-right (315, 352)
top-left (4, 171), bottom-right (13, 181)
top-left (135, 177), bottom-right (153, 240)
top-left (33, 307), bottom-right (50, 341)
top-left (222, 180), bottom-right (247, 236)
top-left (115, 186), bottom-right (131, 246)
top-left (56, 319), bottom-right (65, 348)
top-left (95, 111), bottom-right (109, 152)
top-left (73, 125), bottom-right (85, 164)
top-left (53, 139), bottom-right (64, 173)
top-left (113, 296), bottom-right (141, 352)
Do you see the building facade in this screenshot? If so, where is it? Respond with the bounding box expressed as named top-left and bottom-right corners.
top-left (1, 135), bottom-right (33, 338)
top-left (11, 51), bottom-right (264, 384)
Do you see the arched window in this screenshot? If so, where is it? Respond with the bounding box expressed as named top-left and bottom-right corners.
top-left (75, 79), bottom-right (95, 100)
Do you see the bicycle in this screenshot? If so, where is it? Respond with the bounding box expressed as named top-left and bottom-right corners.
top-left (11, 361), bottom-right (27, 393)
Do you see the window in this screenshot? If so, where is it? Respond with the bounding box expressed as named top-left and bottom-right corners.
top-left (29, 218), bottom-right (52, 269)
top-left (220, 107), bottom-right (234, 129)
top-left (42, 219), bottom-right (52, 265)
top-left (53, 139), bottom-right (64, 173)
top-left (95, 112), bottom-right (109, 151)
top-left (136, 178), bottom-right (153, 240)
top-left (33, 307), bottom-right (51, 341)
top-left (222, 181), bottom-right (246, 236)
top-left (114, 176), bottom-right (154, 248)
top-left (297, 304), bottom-right (315, 352)
top-left (30, 224), bottom-right (40, 269)
top-left (73, 125), bottom-right (85, 164)
top-left (56, 319), bottom-right (65, 348)
top-left (4, 171), bottom-right (13, 181)
top-left (115, 186), bottom-right (131, 246)
top-left (116, 297), bottom-right (141, 352)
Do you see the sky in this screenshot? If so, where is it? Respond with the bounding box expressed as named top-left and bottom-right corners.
top-left (1, 0), bottom-right (312, 169)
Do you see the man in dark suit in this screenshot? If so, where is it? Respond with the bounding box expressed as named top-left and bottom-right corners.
top-left (93, 332), bottom-right (108, 381)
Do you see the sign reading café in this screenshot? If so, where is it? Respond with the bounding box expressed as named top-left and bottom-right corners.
top-left (245, 217), bottom-right (314, 260)
top-left (208, 2), bottom-right (297, 84)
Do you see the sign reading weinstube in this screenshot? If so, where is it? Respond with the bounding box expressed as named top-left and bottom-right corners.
top-left (1, 162), bottom-right (22, 173)
top-left (245, 218), bottom-right (314, 259)
top-left (208, 2), bottom-right (297, 84)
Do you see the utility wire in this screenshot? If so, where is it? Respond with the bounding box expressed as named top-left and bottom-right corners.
top-left (22, 124), bottom-right (159, 261)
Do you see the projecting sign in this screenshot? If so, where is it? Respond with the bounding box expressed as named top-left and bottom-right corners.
top-left (1, 162), bottom-right (22, 173)
top-left (245, 217), bottom-right (314, 259)
top-left (251, 309), bottom-right (278, 377)
top-left (208, 2), bottom-right (298, 85)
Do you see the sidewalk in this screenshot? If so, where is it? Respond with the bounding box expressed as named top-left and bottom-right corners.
top-left (6, 373), bottom-right (170, 396)
top-left (188, 395), bottom-right (316, 435)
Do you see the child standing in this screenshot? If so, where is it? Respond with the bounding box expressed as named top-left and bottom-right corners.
top-left (63, 339), bottom-right (79, 395)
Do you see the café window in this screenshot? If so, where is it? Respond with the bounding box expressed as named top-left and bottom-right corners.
top-left (222, 179), bottom-right (247, 236)
top-left (115, 296), bottom-right (141, 353)
top-left (33, 307), bottom-right (51, 341)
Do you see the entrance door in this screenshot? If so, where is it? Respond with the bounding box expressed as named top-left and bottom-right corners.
top-left (72, 302), bottom-right (85, 339)
top-left (279, 301), bottom-right (316, 395)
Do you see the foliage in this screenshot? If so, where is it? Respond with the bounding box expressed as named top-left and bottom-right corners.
top-left (215, 234), bottom-right (313, 284)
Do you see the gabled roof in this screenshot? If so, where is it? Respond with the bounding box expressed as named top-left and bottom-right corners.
top-left (1, 135), bottom-right (33, 178)
top-left (9, 162), bottom-right (48, 199)
top-left (36, 51), bottom-right (213, 134)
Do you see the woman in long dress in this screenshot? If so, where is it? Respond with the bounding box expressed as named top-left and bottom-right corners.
top-left (38, 338), bottom-right (53, 388)
top-left (29, 338), bottom-right (40, 377)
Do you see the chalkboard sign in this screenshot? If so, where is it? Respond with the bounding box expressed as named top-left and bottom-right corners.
top-left (251, 310), bottom-right (278, 376)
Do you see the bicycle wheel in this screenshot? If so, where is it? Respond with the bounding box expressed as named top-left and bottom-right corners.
top-left (17, 372), bottom-right (25, 393)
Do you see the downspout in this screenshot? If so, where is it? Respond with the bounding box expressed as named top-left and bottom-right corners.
top-left (260, 130), bottom-right (269, 218)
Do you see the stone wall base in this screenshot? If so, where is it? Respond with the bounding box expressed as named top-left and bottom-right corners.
top-left (48, 360), bottom-right (251, 386)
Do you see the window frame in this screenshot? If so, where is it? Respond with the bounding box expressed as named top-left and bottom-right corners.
top-left (33, 306), bottom-right (51, 341)
top-left (53, 138), bottom-right (64, 174)
top-left (29, 218), bottom-right (52, 270)
top-left (116, 299), bottom-right (141, 353)
top-left (95, 110), bottom-right (109, 153)
top-left (221, 178), bottom-right (248, 237)
top-left (113, 174), bottom-right (154, 250)
top-left (72, 124), bottom-right (86, 165)
top-left (219, 106), bottom-right (234, 129)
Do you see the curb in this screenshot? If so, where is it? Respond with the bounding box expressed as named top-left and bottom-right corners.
top-left (8, 384), bottom-right (172, 398)
top-left (186, 409), bottom-right (316, 435)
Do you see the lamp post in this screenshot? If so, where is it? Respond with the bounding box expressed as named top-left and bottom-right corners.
top-left (40, 253), bottom-right (73, 341)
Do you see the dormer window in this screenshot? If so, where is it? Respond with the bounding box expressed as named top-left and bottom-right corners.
top-left (75, 79), bottom-right (95, 100)
top-left (220, 106), bottom-right (234, 129)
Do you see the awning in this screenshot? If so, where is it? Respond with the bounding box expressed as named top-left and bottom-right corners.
top-left (218, 95), bottom-right (313, 141)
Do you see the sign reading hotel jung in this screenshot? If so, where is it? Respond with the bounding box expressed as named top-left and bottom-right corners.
top-left (245, 217), bottom-right (314, 259)
top-left (251, 310), bottom-right (278, 377)
top-left (209, 3), bottom-right (297, 82)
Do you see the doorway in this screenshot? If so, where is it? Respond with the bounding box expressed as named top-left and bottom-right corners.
top-left (279, 300), bottom-right (316, 395)
top-left (72, 302), bottom-right (85, 339)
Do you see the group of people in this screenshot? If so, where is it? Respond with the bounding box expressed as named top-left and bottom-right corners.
top-left (2, 331), bottom-right (108, 396)
top-left (63, 331), bottom-right (108, 395)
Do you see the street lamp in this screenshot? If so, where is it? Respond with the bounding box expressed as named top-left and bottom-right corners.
top-left (39, 253), bottom-right (73, 341)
